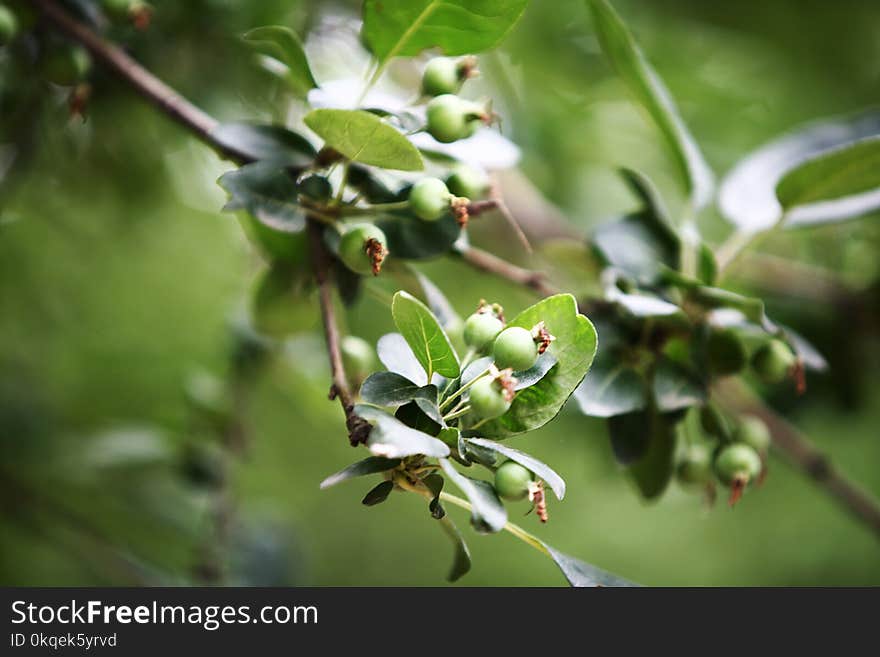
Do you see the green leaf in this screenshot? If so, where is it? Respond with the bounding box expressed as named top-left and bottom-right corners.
top-left (358, 404), bottom-right (450, 458)
top-left (606, 411), bottom-right (651, 465)
top-left (243, 26), bottom-right (317, 96)
top-left (776, 136), bottom-right (880, 210)
top-left (607, 289), bottom-right (683, 319)
top-left (362, 0), bottom-right (529, 64)
top-left (437, 515), bottom-right (471, 582)
top-left (439, 459), bottom-right (507, 534)
top-left (304, 109), bottom-right (423, 171)
top-left (212, 122), bottom-right (316, 167)
top-left (219, 162), bottom-right (304, 233)
top-left (360, 372), bottom-right (438, 408)
top-left (362, 480), bottom-right (394, 506)
top-left (461, 352), bottom-right (557, 392)
top-left (395, 401), bottom-right (443, 436)
top-left (423, 473), bottom-right (446, 519)
top-left (652, 358), bottom-right (705, 412)
top-left (466, 438), bottom-right (566, 500)
top-left (476, 295), bottom-right (598, 438)
top-left (719, 111), bottom-right (880, 231)
top-left (391, 291), bottom-right (460, 381)
top-left (541, 543), bottom-right (638, 587)
top-left (320, 456), bottom-right (401, 489)
top-left (377, 333), bottom-right (428, 386)
top-left (573, 360), bottom-right (646, 418)
top-left (592, 212), bottom-right (680, 285)
top-left (375, 213), bottom-right (462, 259)
top-left (588, 0), bottom-right (714, 209)
top-left (627, 411), bottom-right (678, 500)
top-left (619, 167), bottom-right (673, 226)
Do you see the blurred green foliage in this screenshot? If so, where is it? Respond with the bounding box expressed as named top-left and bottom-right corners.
top-left (1, 0), bottom-right (879, 585)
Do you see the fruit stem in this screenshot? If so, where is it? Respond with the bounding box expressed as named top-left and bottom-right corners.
top-left (438, 367), bottom-right (490, 411)
top-left (332, 161), bottom-right (350, 207)
top-left (438, 492), bottom-right (551, 558)
top-left (340, 201), bottom-right (410, 216)
top-left (443, 405), bottom-right (472, 422)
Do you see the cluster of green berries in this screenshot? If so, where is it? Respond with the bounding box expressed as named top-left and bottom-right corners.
top-left (677, 407), bottom-right (771, 505)
top-left (462, 301), bottom-right (554, 421)
top-left (420, 56), bottom-right (490, 144)
top-left (706, 328), bottom-right (797, 385)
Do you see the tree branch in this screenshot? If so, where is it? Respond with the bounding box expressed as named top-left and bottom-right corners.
top-left (456, 246), bottom-right (558, 297)
top-left (717, 380), bottom-right (880, 539)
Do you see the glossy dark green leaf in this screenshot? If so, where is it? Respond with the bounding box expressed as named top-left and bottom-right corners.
top-left (439, 459), bottom-right (507, 534)
top-left (542, 543), bottom-right (639, 587)
top-left (319, 456), bottom-right (401, 489)
top-left (376, 332), bottom-right (429, 386)
top-left (573, 360), bottom-right (646, 418)
top-left (360, 371), bottom-right (438, 408)
top-left (607, 289), bottom-right (683, 319)
top-left (243, 26), bottom-right (317, 96)
top-left (212, 122), bottom-right (316, 167)
top-left (437, 515), bottom-right (471, 582)
top-left (362, 480), bottom-right (394, 506)
top-left (423, 473), bottom-right (445, 519)
top-left (652, 358), bottom-right (705, 412)
top-left (619, 167), bottom-right (673, 225)
top-left (588, 0), bottom-right (714, 209)
top-left (358, 404), bottom-right (450, 458)
top-left (375, 213), bottom-right (462, 260)
top-left (776, 136), bottom-right (880, 210)
top-left (395, 401), bottom-right (443, 435)
top-left (477, 295), bottom-right (598, 438)
top-left (391, 291), bottom-right (460, 381)
top-left (627, 411), bottom-right (678, 500)
top-left (219, 162), bottom-right (304, 233)
top-left (466, 438), bottom-right (566, 500)
top-left (304, 109), bottom-right (423, 171)
top-left (592, 212), bottom-right (680, 285)
top-left (362, 0), bottom-right (529, 64)
top-left (720, 112), bottom-right (880, 231)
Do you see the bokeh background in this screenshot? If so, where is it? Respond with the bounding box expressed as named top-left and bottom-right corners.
top-left (1, 0), bottom-right (879, 585)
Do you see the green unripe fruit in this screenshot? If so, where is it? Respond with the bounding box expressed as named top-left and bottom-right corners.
top-left (0, 5), bottom-right (19, 45)
top-left (706, 328), bottom-right (747, 376)
top-left (699, 404), bottom-right (729, 440)
top-left (341, 335), bottom-right (375, 382)
top-left (297, 174), bottom-right (332, 202)
top-left (408, 177), bottom-right (451, 221)
top-left (676, 444), bottom-right (713, 486)
top-left (735, 416), bottom-right (771, 454)
top-left (493, 326), bottom-right (538, 372)
top-left (714, 443), bottom-right (762, 487)
top-left (42, 45), bottom-right (92, 86)
top-left (469, 376), bottom-right (510, 420)
top-left (426, 94), bottom-right (484, 143)
top-left (446, 163), bottom-right (490, 200)
top-left (101, 0), bottom-right (133, 19)
top-left (494, 460), bottom-right (533, 501)
top-left (338, 224), bottom-right (388, 276)
top-left (752, 339), bottom-right (795, 384)
top-left (463, 312), bottom-right (504, 352)
top-left (421, 58), bottom-right (461, 97)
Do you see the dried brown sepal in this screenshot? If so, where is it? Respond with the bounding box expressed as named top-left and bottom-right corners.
top-left (456, 56), bottom-right (479, 81)
top-left (476, 299), bottom-right (505, 322)
top-left (531, 321), bottom-right (556, 355)
top-left (68, 84), bottom-right (91, 122)
top-left (365, 238), bottom-right (387, 276)
top-left (792, 358), bottom-right (807, 395)
top-left (315, 147), bottom-right (344, 167)
top-left (130, 2), bottom-right (153, 30)
top-left (451, 196), bottom-right (470, 228)
top-left (728, 474), bottom-right (748, 507)
top-left (528, 481), bottom-right (548, 523)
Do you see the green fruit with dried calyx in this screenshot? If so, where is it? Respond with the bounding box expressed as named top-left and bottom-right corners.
top-left (421, 57), bottom-right (477, 97)
top-left (42, 45), bottom-right (92, 86)
top-left (408, 177), bottom-right (451, 221)
top-left (752, 339), bottom-right (795, 384)
top-left (714, 443), bottom-right (762, 488)
top-left (494, 460), bottom-right (533, 501)
top-left (463, 312), bottom-right (504, 352)
top-left (468, 376), bottom-right (510, 420)
top-left (425, 94), bottom-right (486, 143)
top-left (446, 163), bottom-right (490, 200)
top-left (338, 224), bottom-right (388, 276)
top-left (493, 326), bottom-right (538, 372)
top-left (676, 444), bottom-right (713, 486)
top-left (706, 328), bottom-right (747, 376)
top-left (735, 416), bottom-right (771, 454)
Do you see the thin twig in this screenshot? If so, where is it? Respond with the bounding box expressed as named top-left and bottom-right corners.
top-left (456, 246), bottom-right (558, 297)
top-left (717, 380), bottom-right (880, 539)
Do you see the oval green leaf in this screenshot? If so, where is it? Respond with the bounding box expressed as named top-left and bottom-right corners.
top-left (573, 361), bottom-right (646, 418)
top-left (304, 109), bottom-right (423, 171)
top-left (243, 26), bottom-right (317, 96)
top-left (542, 542), bottom-right (639, 587)
top-left (320, 456), bottom-right (401, 489)
top-left (357, 404), bottom-right (450, 458)
top-left (391, 291), bottom-right (460, 381)
top-left (218, 162), bottom-right (305, 233)
top-left (362, 0), bottom-right (529, 64)
top-left (212, 122), bottom-right (316, 167)
top-left (439, 459), bottom-right (507, 534)
top-left (465, 437), bottom-right (566, 500)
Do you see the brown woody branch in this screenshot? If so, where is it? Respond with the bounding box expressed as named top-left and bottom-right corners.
top-left (33, 0), bottom-right (880, 535)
